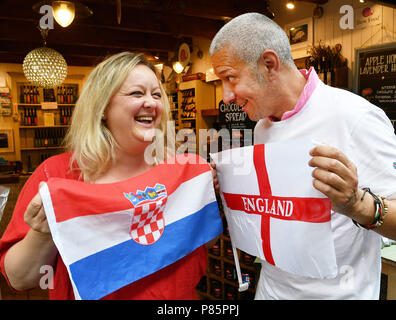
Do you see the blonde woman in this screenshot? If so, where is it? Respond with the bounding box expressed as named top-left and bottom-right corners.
top-left (0, 52), bottom-right (207, 299)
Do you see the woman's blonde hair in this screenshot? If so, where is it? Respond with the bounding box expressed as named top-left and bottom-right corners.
top-left (64, 52), bottom-right (172, 182)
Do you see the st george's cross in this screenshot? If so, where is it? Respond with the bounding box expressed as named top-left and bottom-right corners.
top-left (211, 139), bottom-right (338, 279)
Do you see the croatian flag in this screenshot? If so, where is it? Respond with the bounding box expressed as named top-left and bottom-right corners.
top-left (210, 138), bottom-right (338, 279)
top-left (39, 153), bottom-right (222, 300)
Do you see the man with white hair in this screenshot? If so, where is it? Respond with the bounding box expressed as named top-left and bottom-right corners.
top-left (210, 12), bottom-right (396, 299)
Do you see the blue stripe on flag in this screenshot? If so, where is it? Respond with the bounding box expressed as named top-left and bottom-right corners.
top-left (69, 201), bottom-right (222, 300)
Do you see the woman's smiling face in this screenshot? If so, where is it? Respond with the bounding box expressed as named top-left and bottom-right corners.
top-left (104, 64), bottom-right (163, 154)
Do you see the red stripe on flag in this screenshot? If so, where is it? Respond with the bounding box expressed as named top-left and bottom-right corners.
top-left (222, 193), bottom-right (331, 222)
top-left (253, 144), bottom-right (275, 265)
top-left (253, 144), bottom-right (272, 195)
top-left (49, 154), bottom-right (211, 222)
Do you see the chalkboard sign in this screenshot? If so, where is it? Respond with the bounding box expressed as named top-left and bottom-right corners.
top-left (355, 43), bottom-right (396, 111)
top-left (217, 100), bottom-right (256, 148)
top-left (218, 100), bottom-right (256, 130)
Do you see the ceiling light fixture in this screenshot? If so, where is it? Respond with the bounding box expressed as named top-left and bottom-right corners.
top-left (23, 27), bottom-right (67, 88)
top-left (52, 1), bottom-right (75, 27)
top-left (172, 61), bottom-right (184, 74)
top-left (286, 0), bottom-right (295, 9)
top-left (32, 1), bottom-right (93, 28)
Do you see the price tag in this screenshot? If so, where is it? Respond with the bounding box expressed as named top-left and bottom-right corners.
top-left (41, 102), bottom-right (58, 110)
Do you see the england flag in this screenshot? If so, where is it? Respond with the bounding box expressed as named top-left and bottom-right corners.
top-left (40, 153), bottom-right (222, 300)
top-left (210, 138), bottom-right (338, 279)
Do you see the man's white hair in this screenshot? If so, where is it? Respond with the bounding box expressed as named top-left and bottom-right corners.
top-left (209, 12), bottom-right (295, 68)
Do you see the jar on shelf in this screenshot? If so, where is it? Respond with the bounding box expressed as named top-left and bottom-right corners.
top-left (210, 241), bottom-right (220, 256)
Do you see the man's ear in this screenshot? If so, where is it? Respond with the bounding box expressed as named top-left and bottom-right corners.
top-left (258, 50), bottom-right (280, 80)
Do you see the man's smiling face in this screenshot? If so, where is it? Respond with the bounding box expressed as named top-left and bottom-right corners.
top-left (211, 46), bottom-right (275, 122)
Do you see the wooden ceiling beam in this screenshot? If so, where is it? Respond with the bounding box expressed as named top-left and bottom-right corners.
top-left (0, 0), bottom-right (223, 38)
top-left (87, 2), bottom-right (224, 38)
top-left (0, 19), bottom-right (181, 52)
top-left (0, 51), bottom-right (99, 67)
top-left (0, 0), bottom-right (278, 66)
top-left (82, 0), bottom-right (272, 21)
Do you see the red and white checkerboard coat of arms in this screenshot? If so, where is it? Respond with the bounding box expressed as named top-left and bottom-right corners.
top-left (124, 184), bottom-right (167, 245)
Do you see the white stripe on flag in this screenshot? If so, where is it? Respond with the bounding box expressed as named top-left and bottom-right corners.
top-left (220, 197), bottom-right (264, 258)
top-left (265, 139), bottom-right (326, 198)
top-left (270, 218), bottom-right (336, 278)
top-left (213, 146), bottom-right (258, 195)
top-left (40, 170), bottom-right (215, 265)
top-left (40, 183), bottom-right (83, 299)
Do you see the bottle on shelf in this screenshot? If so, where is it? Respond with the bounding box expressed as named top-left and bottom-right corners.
top-left (63, 87), bottom-right (67, 104)
top-left (26, 86), bottom-right (31, 104)
top-left (242, 252), bottom-right (254, 265)
top-left (26, 108), bottom-right (31, 126)
top-left (33, 108), bottom-right (38, 125)
top-left (43, 128), bottom-right (49, 147)
top-left (34, 129), bottom-right (38, 148)
top-left (20, 111), bottom-right (24, 126)
top-left (60, 107), bottom-right (64, 125)
top-left (22, 108), bottom-right (27, 125)
top-left (57, 86), bottom-right (61, 104)
top-left (224, 263), bottom-right (237, 281)
top-left (30, 86), bottom-right (35, 104)
top-left (68, 86), bottom-right (72, 103)
top-left (36, 87), bottom-right (40, 103)
top-left (32, 86), bottom-right (36, 104)
top-left (224, 242), bottom-right (234, 260)
top-left (68, 106), bottom-right (72, 124)
top-left (225, 285), bottom-right (237, 300)
top-left (210, 279), bottom-right (222, 299)
top-left (20, 85), bottom-right (25, 103)
top-left (61, 87), bottom-right (65, 104)
top-left (211, 259), bottom-right (221, 276)
top-left (210, 240), bottom-right (220, 256)
top-left (37, 128), bottom-right (43, 147)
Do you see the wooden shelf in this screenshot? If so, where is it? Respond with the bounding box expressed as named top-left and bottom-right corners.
top-left (18, 104), bottom-right (75, 107)
top-left (20, 147), bottom-right (64, 151)
top-left (19, 125), bottom-right (70, 129)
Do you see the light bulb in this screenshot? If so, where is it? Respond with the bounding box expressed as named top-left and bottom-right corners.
top-left (52, 1), bottom-right (75, 28)
top-left (286, 1), bottom-right (295, 9)
top-left (172, 61), bottom-right (184, 74)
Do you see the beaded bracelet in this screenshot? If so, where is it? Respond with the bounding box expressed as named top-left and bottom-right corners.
top-left (352, 188), bottom-right (386, 230)
top-left (380, 196), bottom-right (389, 218)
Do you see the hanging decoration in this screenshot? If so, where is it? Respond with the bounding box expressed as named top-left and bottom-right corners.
top-left (23, 27), bottom-right (67, 89)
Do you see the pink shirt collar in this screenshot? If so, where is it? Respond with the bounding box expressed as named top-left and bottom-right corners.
top-left (269, 67), bottom-right (319, 122)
